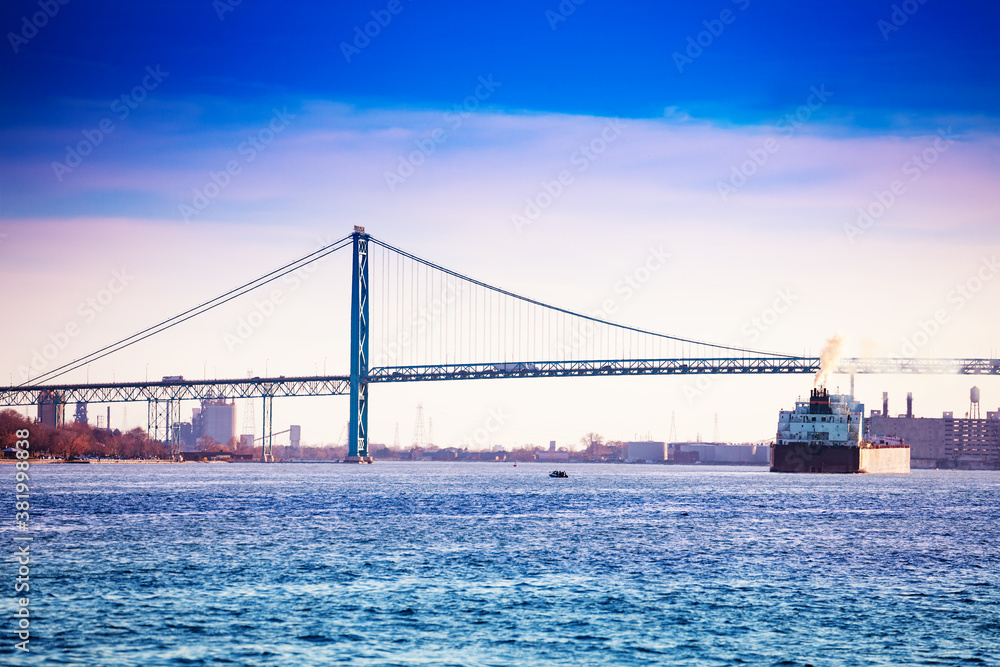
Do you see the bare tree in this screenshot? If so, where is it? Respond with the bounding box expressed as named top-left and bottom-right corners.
top-left (197, 435), bottom-right (221, 452)
top-left (0, 409), bottom-right (33, 449)
top-left (580, 432), bottom-right (605, 457)
top-left (122, 427), bottom-right (153, 458)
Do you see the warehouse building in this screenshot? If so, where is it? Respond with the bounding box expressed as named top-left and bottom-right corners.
top-left (868, 388), bottom-right (1000, 469)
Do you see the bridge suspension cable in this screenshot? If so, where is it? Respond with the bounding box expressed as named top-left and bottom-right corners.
top-left (367, 235), bottom-right (799, 370)
top-left (21, 235), bottom-right (353, 388)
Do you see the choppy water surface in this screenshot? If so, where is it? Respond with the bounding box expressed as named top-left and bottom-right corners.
top-left (3, 463), bottom-right (999, 666)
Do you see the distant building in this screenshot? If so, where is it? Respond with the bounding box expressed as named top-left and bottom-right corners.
top-left (625, 441), bottom-right (665, 463)
top-left (868, 390), bottom-right (1000, 469)
top-left (37, 390), bottom-right (65, 427)
top-left (174, 422), bottom-right (195, 447)
top-left (536, 450), bottom-right (570, 462)
top-left (670, 442), bottom-right (770, 465)
top-left (192, 399), bottom-right (236, 447)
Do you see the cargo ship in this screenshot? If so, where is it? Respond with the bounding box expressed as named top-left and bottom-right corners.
top-left (771, 387), bottom-right (909, 473)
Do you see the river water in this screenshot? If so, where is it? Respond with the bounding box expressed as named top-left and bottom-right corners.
top-left (2, 463), bottom-right (998, 666)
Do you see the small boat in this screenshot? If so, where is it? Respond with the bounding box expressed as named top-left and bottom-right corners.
top-left (549, 470), bottom-right (568, 478)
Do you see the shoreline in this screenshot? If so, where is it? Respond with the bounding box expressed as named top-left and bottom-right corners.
top-left (0, 459), bottom-right (181, 465)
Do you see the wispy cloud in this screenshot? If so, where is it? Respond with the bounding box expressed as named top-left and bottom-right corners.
top-left (3, 101), bottom-right (998, 239)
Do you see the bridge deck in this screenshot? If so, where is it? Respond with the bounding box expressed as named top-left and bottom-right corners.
top-left (1, 357), bottom-right (996, 406)
top-left (0, 376), bottom-right (351, 406)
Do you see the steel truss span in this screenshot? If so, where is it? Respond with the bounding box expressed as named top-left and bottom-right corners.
top-left (0, 376), bottom-right (351, 407)
top-left (837, 358), bottom-right (1000, 375)
top-left (2, 358), bottom-right (997, 407)
top-left (367, 357), bottom-right (816, 383)
top-left (366, 356), bottom-right (1000, 383)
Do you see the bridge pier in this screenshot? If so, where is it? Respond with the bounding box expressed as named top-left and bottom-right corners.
top-left (347, 227), bottom-right (372, 463)
top-left (147, 398), bottom-right (179, 447)
top-left (262, 395), bottom-right (274, 462)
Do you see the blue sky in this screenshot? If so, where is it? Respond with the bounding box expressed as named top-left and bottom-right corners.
top-left (1, 0), bottom-right (998, 446)
top-left (3, 0), bottom-right (998, 125)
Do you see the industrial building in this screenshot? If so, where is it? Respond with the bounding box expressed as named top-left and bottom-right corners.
top-left (177, 398), bottom-right (237, 448)
top-left (868, 388), bottom-right (1000, 469)
top-left (37, 390), bottom-right (65, 427)
top-left (195, 398), bottom-right (236, 446)
top-left (670, 442), bottom-right (770, 465)
top-left (625, 441), bottom-right (666, 463)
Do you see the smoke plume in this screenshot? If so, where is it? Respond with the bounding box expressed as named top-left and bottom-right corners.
top-left (814, 334), bottom-right (844, 388)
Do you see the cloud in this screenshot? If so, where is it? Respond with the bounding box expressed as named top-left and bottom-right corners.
top-left (2, 102), bottom-right (996, 241)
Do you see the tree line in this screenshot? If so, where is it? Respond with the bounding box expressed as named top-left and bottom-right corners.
top-left (1, 409), bottom-right (170, 459)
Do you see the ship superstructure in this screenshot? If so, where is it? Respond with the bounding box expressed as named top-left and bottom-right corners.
top-left (776, 387), bottom-right (863, 448)
top-left (772, 387), bottom-right (909, 473)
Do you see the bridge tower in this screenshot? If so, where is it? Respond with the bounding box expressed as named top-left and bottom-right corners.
top-left (347, 226), bottom-right (372, 463)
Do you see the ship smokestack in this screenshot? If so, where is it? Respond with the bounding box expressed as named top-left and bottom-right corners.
top-left (883, 392), bottom-right (888, 418)
top-left (906, 392), bottom-right (913, 418)
top-left (809, 387), bottom-right (833, 414)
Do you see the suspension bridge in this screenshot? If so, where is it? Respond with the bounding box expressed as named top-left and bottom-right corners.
top-left (2, 227), bottom-right (998, 461)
